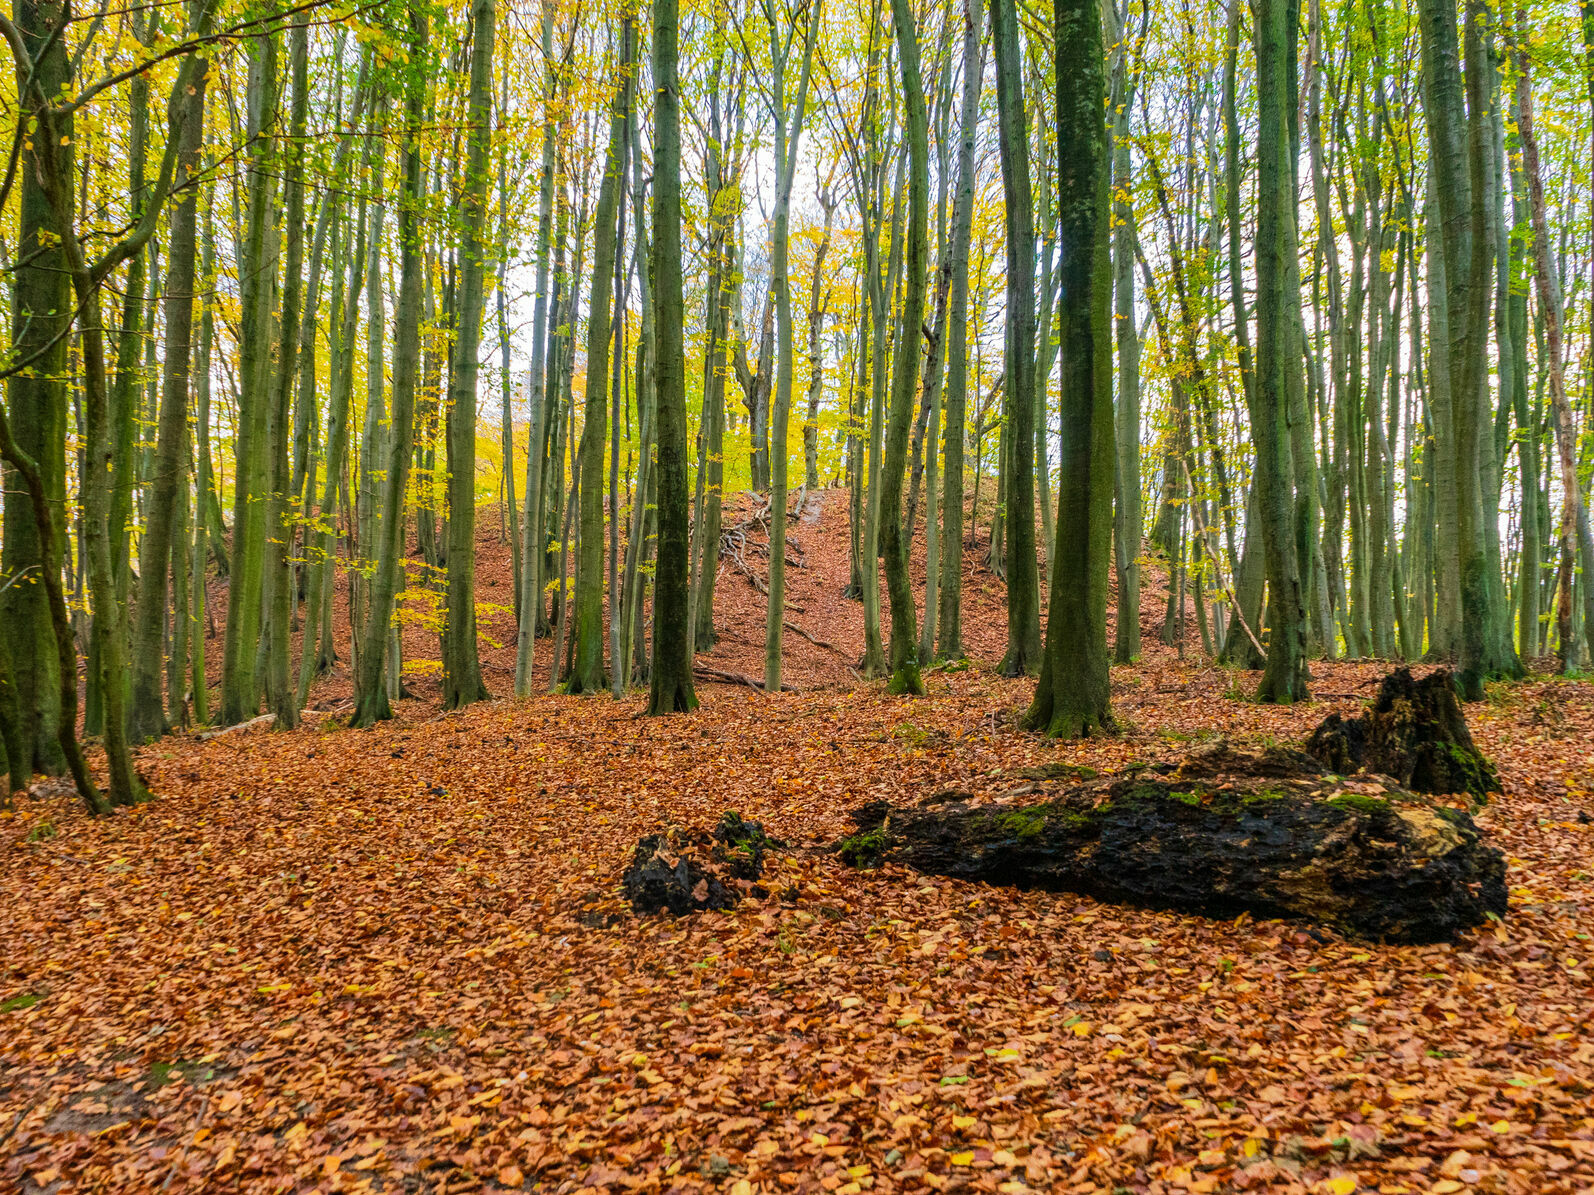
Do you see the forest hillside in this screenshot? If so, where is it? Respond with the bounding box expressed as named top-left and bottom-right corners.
top-left (4, 485), bottom-right (1593, 1194)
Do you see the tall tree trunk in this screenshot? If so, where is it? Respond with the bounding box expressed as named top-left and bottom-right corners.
top-left (691, 48), bottom-right (733, 654)
top-left (1250, 0), bottom-right (1311, 702)
top-left (127, 30), bottom-right (208, 742)
top-left (262, 21), bottom-right (310, 730)
top-left (221, 31), bottom-right (279, 724)
top-left (1514, 12), bottom-right (1594, 670)
top-left (990, 0), bottom-right (1041, 677)
top-left (442, 0), bottom-right (497, 709)
top-left (1218, 0), bottom-right (1263, 669)
top-left (646, 0), bottom-right (697, 714)
top-left (351, 6), bottom-right (427, 726)
top-left (569, 32), bottom-right (630, 695)
top-left (2, 0), bottom-right (74, 778)
top-left (1109, 4), bottom-right (1142, 666)
top-left (1027, 0), bottom-right (1115, 735)
top-left (514, 6), bottom-right (561, 697)
top-left (763, 0), bottom-right (822, 693)
top-left (937, 2), bottom-right (983, 662)
top-left (879, 0), bottom-right (928, 696)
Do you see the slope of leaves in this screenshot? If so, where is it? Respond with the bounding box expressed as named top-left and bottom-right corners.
top-left (4, 503), bottom-right (1593, 1194)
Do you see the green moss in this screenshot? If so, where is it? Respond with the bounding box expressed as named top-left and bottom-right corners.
top-left (837, 828), bottom-right (887, 868)
top-left (1446, 742), bottom-right (1499, 802)
top-left (1326, 792), bottom-right (1393, 816)
top-left (1123, 781), bottom-right (1168, 804)
top-left (146, 1059), bottom-right (214, 1090)
top-left (994, 806), bottom-right (1050, 840)
top-left (1167, 790), bottom-right (1202, 808)
top-left (1, 992), bottom-right (41, 1013)
top-left (887, 661), bottom-right (926, 696)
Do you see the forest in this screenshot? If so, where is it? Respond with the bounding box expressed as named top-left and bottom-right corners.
top-left (2, 0), bottom-right (1593, 1189)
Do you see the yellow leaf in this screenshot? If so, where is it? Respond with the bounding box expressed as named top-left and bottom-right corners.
top-left (1073, 1021), bottom-right (1093, 1037)
top-left (953, 1115), bottom-right (977, 1130)
top-left (1317, 1177), bottom-right (1358, 1195)
top-left (1489, 1119), bottom-right (1511, 1133)
top-left (730, 1182), bottom-right (753, 1195)
top-left (950, 1151), bottom-right (975, 1165)
top-left (1431, 1183), bottom-right (1464, 1195)
top-left (1241, 1137), bottom-right (1264, 1157)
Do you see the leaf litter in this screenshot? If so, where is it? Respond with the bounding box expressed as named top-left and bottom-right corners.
top-left (3, 507), bottom-right (1593, 1193)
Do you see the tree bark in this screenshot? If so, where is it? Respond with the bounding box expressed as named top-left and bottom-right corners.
top-left (1027, 0), bottom-right (1114, 736)
top-left (646, 0), bottom-right (697, 714)
top-left (442, 0), bottom-right (497, 710)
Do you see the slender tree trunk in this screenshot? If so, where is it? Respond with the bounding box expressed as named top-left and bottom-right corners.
top-left (442, 0), bottom-right (497, 709)
top-left (647, 0), bottom-right (697, 714)
top-left (763, 0), bottom-right (822, 693)
top-left (1514, 13), bottom-right (1594, 671)
top-left (221, 31), bottom-right (279, 724)
top-left (514, 8), bottom-right (561, 697)
top-left (991, 0), bottom-right (1041, 677)
top-left (569, 34), bottom-right (631, 695)
top-left (1250, 0), bottom-right (1311, 702)
top-left (937, 2), bottom-right (982, 662)
top-left (127, 35), bottom-right (208, 742)
top-left (1110, 50), bottom-right (1142, 666)
top-left (352, 5), bottom-right (427, 726)
top-left (879, 0), bottom-right (929, 696)
top-left (262, 21), bottom-right (310, 730)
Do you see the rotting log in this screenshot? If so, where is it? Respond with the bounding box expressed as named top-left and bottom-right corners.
top-left (1305, 667), bottom-right (1500, 802)
top-left (837, 742), bottom-right (1506, 943)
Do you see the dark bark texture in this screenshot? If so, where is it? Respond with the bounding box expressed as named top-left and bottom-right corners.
top-left (837, 741), bottom-right (1505, 943)
top-left (1305, 668), bottom-right (1500, 802)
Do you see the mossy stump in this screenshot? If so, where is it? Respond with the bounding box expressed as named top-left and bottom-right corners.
top-left (1305, 667), bottom-right (1500, 802)
top-left (837, 742), bottom-right (1505, 943)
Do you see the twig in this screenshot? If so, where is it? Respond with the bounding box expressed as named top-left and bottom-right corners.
top-left (784, 621), bottom-right (841, 654)
top-left (1, 1101), bottom-right (34, 1149)
top-left (693, 666), bottom-right (797, 693)
top-left (161, 1092), bottom-right (210, 1190)
top-left (196, 713), bottom-right (275, 741)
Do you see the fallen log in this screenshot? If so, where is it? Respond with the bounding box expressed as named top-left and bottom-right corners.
top-left (1305, 667), bottom-right (1499, 802)
top-left (837, 741), bottom-right (1506, 943)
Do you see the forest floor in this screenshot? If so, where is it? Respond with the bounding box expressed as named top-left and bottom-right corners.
top-left (3, 489), bottom-right (1594, 1194)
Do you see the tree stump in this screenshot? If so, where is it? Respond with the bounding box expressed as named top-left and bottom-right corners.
top-left (623, 812), bottom-right (774, 915)
top-left (837, 742), bottom-right (1505, 943)
top-left (1305, 668), bottom-right (1500, 801)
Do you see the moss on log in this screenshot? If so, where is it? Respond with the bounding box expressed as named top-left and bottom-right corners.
top-left (838, 742), bottom-right (1505, 943)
